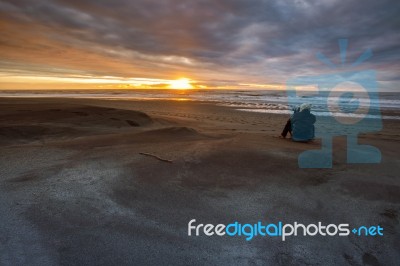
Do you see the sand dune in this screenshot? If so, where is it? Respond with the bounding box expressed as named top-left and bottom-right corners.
top-left (0, 103), bottom-right (156, 145)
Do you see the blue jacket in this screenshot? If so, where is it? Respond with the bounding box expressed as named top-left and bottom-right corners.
top-left (291, 110), bottom-right (316, 141)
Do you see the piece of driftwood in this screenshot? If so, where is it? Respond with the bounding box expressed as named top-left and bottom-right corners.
top-left (139, 152), bottom-right (173, 163)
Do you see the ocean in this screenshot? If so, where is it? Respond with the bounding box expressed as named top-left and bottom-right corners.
top-left (1, 89), bottom-right (399, 120)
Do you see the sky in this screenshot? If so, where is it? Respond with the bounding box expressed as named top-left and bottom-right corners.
top-left (0, 0), bottom-right (399, 90)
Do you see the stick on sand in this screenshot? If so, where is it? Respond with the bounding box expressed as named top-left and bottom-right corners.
top-left (139, 152), bottom-right (173, 163)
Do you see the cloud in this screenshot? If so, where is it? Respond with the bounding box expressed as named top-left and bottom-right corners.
top-left (0, 0), bottom-right (399, 90)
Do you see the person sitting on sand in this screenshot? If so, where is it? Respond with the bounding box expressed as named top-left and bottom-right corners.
top-left (280, 103), bottom-right (316, 142)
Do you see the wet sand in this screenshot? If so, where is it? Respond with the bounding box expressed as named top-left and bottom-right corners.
top-left (0, 97), bottom-right (399, 265)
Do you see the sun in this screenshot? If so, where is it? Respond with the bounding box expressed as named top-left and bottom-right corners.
top-left (168, 78), bottom-right (193, 90)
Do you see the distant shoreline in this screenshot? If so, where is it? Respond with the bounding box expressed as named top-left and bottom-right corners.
top-left (1, 92), bottom-right (400, 120)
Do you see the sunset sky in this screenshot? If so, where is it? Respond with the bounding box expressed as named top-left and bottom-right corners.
top-left (0, 0), bottom-right (399, 90)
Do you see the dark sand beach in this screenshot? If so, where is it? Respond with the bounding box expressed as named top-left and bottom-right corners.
top-left (0, 97), bottom-right (399, 265)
